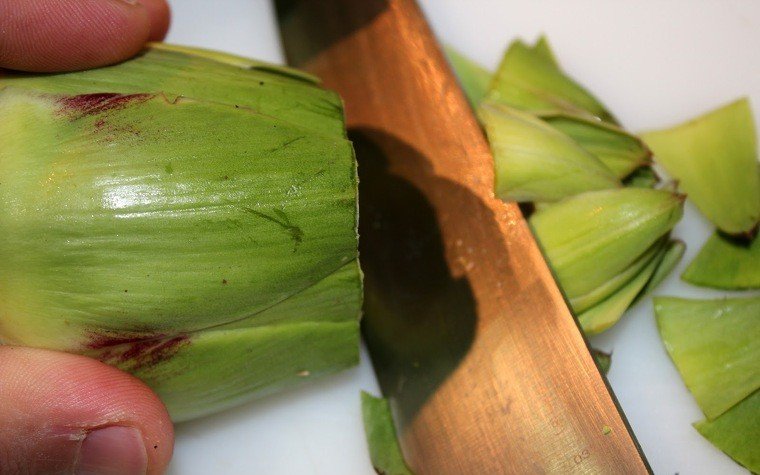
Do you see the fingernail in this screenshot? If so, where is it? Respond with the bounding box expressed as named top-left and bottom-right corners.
top-left (76, 426), bottom-right (148, 475)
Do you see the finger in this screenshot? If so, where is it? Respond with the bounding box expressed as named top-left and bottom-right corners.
top-left (0, 346), bottom-right (173, 474)
top-left (0, 0), bottom-right (168, 72)
top-left (140, 0), bottom-right (172, 41)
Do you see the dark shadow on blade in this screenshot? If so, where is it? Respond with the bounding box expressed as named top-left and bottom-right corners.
top-left (352, 128), bottom-right (477, 432)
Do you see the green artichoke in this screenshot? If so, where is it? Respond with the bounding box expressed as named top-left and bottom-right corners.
top-left (0, 44), bottom-right (362, 422)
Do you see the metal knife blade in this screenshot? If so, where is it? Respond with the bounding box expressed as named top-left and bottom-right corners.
top-left (276, 1), bottom-right (650, 473)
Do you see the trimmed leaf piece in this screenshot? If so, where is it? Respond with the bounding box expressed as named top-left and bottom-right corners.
top-left (682, 232), bottom-right (760, 289)
top-left (486, 36), bottom-right (617, 123)
top-left (545, 114), bottom-right (651, 179)
top-left (642, 98), bottom-right (760, 236)
top-left (592, 348), bottom-right (612, 375)
top-left (0, 43), bottom-right (345, 137)
top-left (361, 392), bottom-right (414, 475)
top-left (623, 166), bottom-right (660, 189)
top-left (654, 296), bottom-right (760, 419)
top-left (578, 240), bottom-right (668, 334)
top-left (694, 390), bottom-right (760, 474)
top-left (530, 188), bottom-right (683, 299)
top-left (480, 101), bottom-right (620, 203)
top-left (445, 46), bottom-right (491, 108)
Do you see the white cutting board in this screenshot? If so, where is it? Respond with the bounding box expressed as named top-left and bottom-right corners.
top-left (166, 1), bottom-right (759, 473)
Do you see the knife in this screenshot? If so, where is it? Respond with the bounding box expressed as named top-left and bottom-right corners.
top-left (276, 1), bottom-right (650, 473)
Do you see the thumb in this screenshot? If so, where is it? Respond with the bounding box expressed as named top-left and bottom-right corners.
top-left (0, 346), bottom-right (173, 474)
top-left (0, 0), bottom-right (171, 72)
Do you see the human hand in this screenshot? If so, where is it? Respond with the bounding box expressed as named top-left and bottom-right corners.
top-left (0, 0), bottom-right (170, 72)
top-left (0, 1), bottom-right (174, 474)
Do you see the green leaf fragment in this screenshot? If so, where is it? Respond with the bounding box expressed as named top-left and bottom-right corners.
top-left (654, 296), bottom-right (760, 420)
top-left (682, 232), bottom-right (760, 289)
top-left (361, 392), bottom-right (414, 475)
top-left (641, 98), bottom-right (760, 236)
top-left (479, 101), bottom-right (620, 203)
top-left (445, 46), bottom-right (491, 108)
top-left (545, 114), bottom-right (651, 179)
top-left (485, 36), bottom-right (616, 123)
top-left (694, 390), bottom-right (760, 474)
top-left (530, 188), bottom-right (683, 298)
top-left (623, 166), bottom-right (660, 189)
top-left (578, 240), bottom-right (669, 334)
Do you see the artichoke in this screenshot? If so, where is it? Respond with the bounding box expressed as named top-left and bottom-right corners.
top-left (0, 45), bottom-right (362, 422)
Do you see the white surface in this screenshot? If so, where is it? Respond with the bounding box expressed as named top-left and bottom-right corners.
top-left (166, 1), bottom-right (760, 473)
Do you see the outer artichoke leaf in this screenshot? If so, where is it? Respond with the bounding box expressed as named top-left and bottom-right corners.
top-left (78, 260), bottom-right (361, 421)
top-left (217, 259), bottom-right (362, 331)
top-left (0, 44), bottom-right (344, 137)
top-left (148, 42), bottom-right (321, 84)
top-left (136, 320), bottom-right (359, 422)
top-left (655, 296), bottom-right (760, 420)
